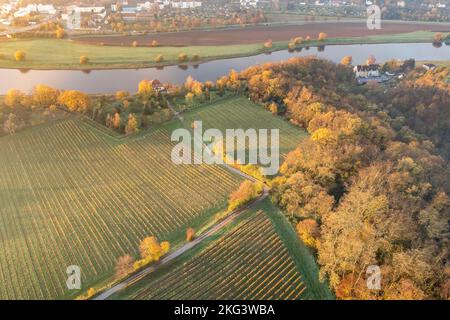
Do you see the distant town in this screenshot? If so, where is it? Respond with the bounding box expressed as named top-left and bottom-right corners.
top-left (2, 0), bottom-right (450, 32)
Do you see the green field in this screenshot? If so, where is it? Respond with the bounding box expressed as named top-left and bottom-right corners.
top-left (0, 31), bottom-right (438, 70)
top-left (111, 200), bottom-right (332, 300)
top-left (182, 96), bottom-right (307, 159)
top-left (0, 38), bottom-right (269, 70)
top-left (0, 96), bottom-right (307, 299)
top-left (0, 117), bottom-right (244, 299)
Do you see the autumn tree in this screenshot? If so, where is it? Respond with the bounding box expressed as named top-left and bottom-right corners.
top-left (125, 113), bottom-right (139, 135)
top-left (155, 54), bottom-right (164, 63)
top-left (341, 55), bottom-right (353, 66)
top-left (269, 102), bottom-right (278, 115)
top-left (434, 32), bottom-right (444, 42)
top-left (151, 40), bottom-right (158, 47)
top-left (115, 254), bottom-right (134, 278)
top-left (263, 39), bottom-right (273, 49)
top-left (32, 85), bottom-right (59, 108)
top-left (228, 181), bottom-right (263, 212)
top-left (178, 52), bottom-right (188, 62)
top-left (79, 55), bottom-right (89, 65)
top-left (139, 236), bottom-right (170, 262)
top-left (186, 228), bottom-right (195, 242)
top-left (296, 219), bottom-right (320, 248)
top-left (318, 32), bottom-right (328, 41)
top-left (4, 89), bottom-right (24, 108)
top-left (57, 90), bottom-right (90, 112)
top-left (55, 28), bottom-right (65, 39)
top-left (113, 112), bottom-right (121, 129)
top-left (14, 50), bottom-right (26, 62)
top-left (115, 90), bottom-right (129, 101)
top-left (185, 92), bottom-right (194, 105)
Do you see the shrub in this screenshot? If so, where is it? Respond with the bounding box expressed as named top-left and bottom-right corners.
top-left (155, 54), bottom-right (164, 63)
top-left (79, 55), bottom-right (89, 65)
top-left (228, 181), bottom-right (263, 212)
top-left (296, 219), bottom-right (320, 248)
top-left (186, 228), bottom-right (195, 242)
top-left (318, 32), bottom-right (328, 41)
top-left (14, 50), bottom-right (26, 62)
top-left (263, 39), bottom-right (273, 50)
top-left (178, 52), bottom-right (188, 62)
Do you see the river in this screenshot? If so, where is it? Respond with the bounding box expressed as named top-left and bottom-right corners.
top-left (0, 42), bottom-right (448, 94)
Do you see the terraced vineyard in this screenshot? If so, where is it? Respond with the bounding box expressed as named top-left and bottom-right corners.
top-left (0, 118), bottom-right (243, 299)
top-left (114, 209), bottom-right (309, 300)
top-left (182, 96), bottom-right (307, 159)
top-left (0, 96), bottom-right (310, 300)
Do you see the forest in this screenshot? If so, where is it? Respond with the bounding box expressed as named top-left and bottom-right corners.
top-left (219, 57), bottom-right (450, 299)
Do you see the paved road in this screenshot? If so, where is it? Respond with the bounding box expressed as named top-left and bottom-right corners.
top-left (93, 104), bottom-right (268, 300)
top-left (93, 186), bottom-right (268, 300)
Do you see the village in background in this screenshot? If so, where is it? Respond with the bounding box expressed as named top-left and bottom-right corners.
top-left (1, 0), bottom-right (450, 33)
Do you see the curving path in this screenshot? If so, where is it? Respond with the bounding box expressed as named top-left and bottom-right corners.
top-left (93, 104), bottom-right (269, 300)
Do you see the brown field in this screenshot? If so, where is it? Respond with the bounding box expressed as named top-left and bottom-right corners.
top-left (72, 22), bottom-right (450, 47)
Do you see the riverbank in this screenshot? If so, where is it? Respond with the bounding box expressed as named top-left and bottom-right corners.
top-left (0, 31), bottom-right (441, 70)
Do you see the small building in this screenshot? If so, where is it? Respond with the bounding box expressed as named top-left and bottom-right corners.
top-left (354, 64), bottom-right (380, 78)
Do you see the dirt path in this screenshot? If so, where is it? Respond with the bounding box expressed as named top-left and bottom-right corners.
top-left (93, 103), bottom-right (268, 300)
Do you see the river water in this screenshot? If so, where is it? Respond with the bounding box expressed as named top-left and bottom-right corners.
top-left (0, 42), bottom-right (448, 94)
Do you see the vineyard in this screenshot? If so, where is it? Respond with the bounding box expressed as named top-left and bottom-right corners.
top-left (113, 206), bottom-right (312, 300)
top-left (182, 96), bottom-right (307, 159)
top-left (0, 118), bottom-right (243, 299)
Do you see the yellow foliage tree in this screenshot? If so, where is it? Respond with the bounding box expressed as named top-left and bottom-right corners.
top-left (318, 32), bottom-right (328, 41)
top-left (55, 28), bottom-right (65, 39)
top-left (228, 181), bottom-right (263, 212)
top-left (341, 56), bottom-right (353, 66)
top-left (79, 55), bottom-right (89, 65)
top-left (14, 50), bottom-right (26, 62)
top-left (178, 52), bottom-right (188, 62)
top-left (185, 92), bottom-right (194, 105)
top-left (4, 89), bottom-right (24, 108)
top-left (296, 219), bottom-right (320, 248)
top-left (139, 236), bottom-right (169, 262)
top-left (32, 85), bottom-right (59, 108)
top-left (57, 90), bottom-right (90, 112)
top-left (115, 90), bottom-right (129, 101)
top-left (186, 228), bottom-right (195, 242)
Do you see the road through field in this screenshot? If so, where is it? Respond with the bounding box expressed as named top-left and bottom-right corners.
top-left (94, 105), bottom-right (269, 300)
top-left (94, 182), bottom-right (268, 300)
